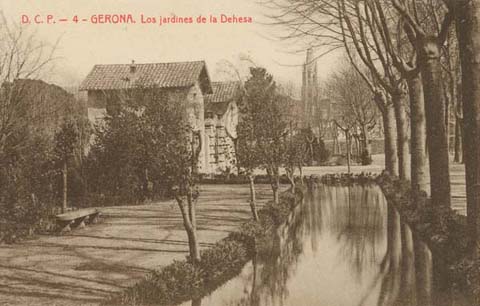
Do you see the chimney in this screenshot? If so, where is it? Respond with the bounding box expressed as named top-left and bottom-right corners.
top-left (130, 60), bottom-right (136, 73)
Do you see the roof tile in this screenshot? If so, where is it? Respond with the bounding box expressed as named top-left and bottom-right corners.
top-left (205, 81), bottom-right (240, 103)
top-left (79, 61), bottom-right (208, 91)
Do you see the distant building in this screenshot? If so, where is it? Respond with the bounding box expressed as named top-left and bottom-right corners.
top-left (301, 48), bottom-right (319, 129)
top-left (301, 49), bottom-right (337, 138)
top-left (79, 61), bottom-right (239, 174)
top-left (300, 50), bottom-right (384, 156)
top-left (204, 81), bottom-right (240, 173)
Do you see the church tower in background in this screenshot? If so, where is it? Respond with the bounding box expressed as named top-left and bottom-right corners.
top-left (301, 48), bottom-right (319, 129)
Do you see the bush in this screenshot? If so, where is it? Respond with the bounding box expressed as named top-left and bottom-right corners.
top-left (375, 173), bottom-right (477, 302)
top-left (200, 238), bottom-right (249, 291)
top-left (110, 188), bottom-right (303, 305)
top-left (199, 173), bottom-right (291, 185)
top-left (316, 138), bottom-right (330, 163)
top-left (0, 134), bottom-right (58, 243)
top-left (360, 149), bottom-right (373, 165)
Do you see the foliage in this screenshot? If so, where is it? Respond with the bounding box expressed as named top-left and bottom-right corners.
top-left (86, 88), bottom-right (192, 205)
top-left (284, 130), bottom-right (307, 185)
top-left (376, 173), bottom-right (477, 301)
top-left (54, 120), bottom-right (79, 162)
top-left (236, 113), bottom-right (262, 176)
top-left (86, 86), bottom-right (204, 262)
top-left (316, 137), bottom-right (330, 163)
top-left (241, 67), bottom-right (290, 201)
top-left (0, 133), bottom-right (58, 243)
top-left (360, 149), bottom-right (373, 166)
top-left (86, 108), bottom-right (147, 205)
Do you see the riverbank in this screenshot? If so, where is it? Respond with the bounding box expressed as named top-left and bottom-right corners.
top-left (374, 173), bottom-right (478, 304)
top-left (107, 187), bottom-right (303, 305)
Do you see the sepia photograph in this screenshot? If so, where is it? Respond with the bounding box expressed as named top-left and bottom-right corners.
top-left (1, 0), bottom-right (480, 305)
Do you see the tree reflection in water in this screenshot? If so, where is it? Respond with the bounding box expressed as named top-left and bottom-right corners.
top-left (182, 185), bottom-right (470, 306)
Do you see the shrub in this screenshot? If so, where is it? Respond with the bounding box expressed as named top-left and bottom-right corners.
top-left (375, 172), bottom-right (476, 302)
top-left (360, 149), bottom-right (373, 165)
top-left (316, 137), bottom-right (330, 163)
top-left (111, 189), bottom-right (303, 305)
top-left (0, 134), bottom-right (58, 243)
top-left (200, 238), bottom-right (249, 291)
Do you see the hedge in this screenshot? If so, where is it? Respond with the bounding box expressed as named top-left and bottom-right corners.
top-left (106, 187), bottom-right (303, 305)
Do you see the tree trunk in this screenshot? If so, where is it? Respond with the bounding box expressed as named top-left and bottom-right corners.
top-left (456, 0), bottom-right (480, 257)
top-left (354, 135), bottom-right (360, 161)
top-left (286, 168), bottom-right (295, 189)
top-left (336, 132), bottom-right (342, 154)
top-left (361, 125), bottom-right (372, 164)
top-left (454, 115), bottom-right (463, 163)
top-left (418, 37), bottom-right (451, 209)
top-left (62, 159), bottom-right (68, 213)
top-left (268, 166), bottom-right (280, 205)
top-left (332, 132), bottom-right (338, 154)
top-left (306, 137), bottom-right (314, 166)
top-left (407, 73), bottom-right (428, 198)
top-left (345, 130), bottom-right (351, 174)
top-left (392, 89), bottom-right (410, 180)
top-left (444, 87), bottom-right (451, 155)
top-left (186, 227), bottom-right (200, 264)
top-left (383, 103), bottom-right (399, 176)
top-left (272, 179), bottom-right (279, 205)
top-left (176, 191), bottom-right (200, 264)
top-left (248, 174), bottom-right (259, 221)
top-left (298, 165), bottom-right (304, 185)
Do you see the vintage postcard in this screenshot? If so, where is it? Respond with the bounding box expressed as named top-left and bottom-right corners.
top-left (1, 0), bottom-right (479, 305)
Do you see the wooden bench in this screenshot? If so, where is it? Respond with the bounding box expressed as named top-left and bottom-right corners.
top-left (56, 208), bottom-right (101, 233)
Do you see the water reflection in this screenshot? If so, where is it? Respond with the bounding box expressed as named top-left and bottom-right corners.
top-left (180, 185), bottom-right (469, 306)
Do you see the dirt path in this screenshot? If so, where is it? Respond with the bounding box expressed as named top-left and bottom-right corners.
top-left (0, 185), bottom-right (279, 306)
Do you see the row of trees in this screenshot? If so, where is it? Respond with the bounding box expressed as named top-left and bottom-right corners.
top-left (237, 67), bottom-right (305, 220)
top-left (266, 0), bottom-right (480, 257)
top-left (324, 61), bottom-right (379, 167)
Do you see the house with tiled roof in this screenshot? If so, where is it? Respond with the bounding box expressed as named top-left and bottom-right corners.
top-left (80, 60), bottom-right (215, 173)
top-left (204, 81), bottom-right (241, 173)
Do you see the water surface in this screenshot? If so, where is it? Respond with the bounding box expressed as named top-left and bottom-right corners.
top-left (181, 185), bottom-right (469, 306)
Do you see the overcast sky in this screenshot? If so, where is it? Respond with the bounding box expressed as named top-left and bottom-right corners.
top-left (1, 0), bottom-right (340, 92)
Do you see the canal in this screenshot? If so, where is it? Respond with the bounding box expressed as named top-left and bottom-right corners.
top-left (181, 184), bottom-right (470, 306)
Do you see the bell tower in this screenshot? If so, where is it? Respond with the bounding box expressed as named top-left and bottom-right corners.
top-left (301, 48), bottom-right (318, 128)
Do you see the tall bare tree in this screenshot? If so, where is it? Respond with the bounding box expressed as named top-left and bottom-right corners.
top-left (390, 0), bottom-right (452, 209)
top-left (453, 0), bottom-right (480, 258)
top-left (0, 16), bottom-right (57, 158)
top-left (324, 61), bottom-right (378, 165)
top-left (263, 0), bottom-right (404, 177)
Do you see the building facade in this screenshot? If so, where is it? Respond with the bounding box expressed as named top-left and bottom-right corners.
top-left (79, 61), bottom-right (239, 174)
top-left (204, 81), bottom-right (240, 173)
top-left (301, 48), bottom-right (319, 129)
top-left (301, 49), bottom-right (336, 138)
